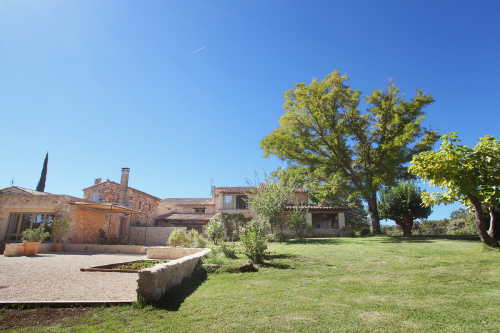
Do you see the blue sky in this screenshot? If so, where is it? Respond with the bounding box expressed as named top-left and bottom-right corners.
top-left (1, 0), bottom-right (499, 222)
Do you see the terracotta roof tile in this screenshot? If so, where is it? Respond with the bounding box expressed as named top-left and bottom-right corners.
top-left (0, 186), bottom-right (50, 195)
top-left (160, 198), bottom-right (214, 205)
top-left (156, 213), bottom-right (215, 221)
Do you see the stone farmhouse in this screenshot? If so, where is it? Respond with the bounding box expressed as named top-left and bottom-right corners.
top-left (0, 168), bottom-right (348, 251)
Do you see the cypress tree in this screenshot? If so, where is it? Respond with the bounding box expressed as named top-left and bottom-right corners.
top-left (36, 152), bottom-right (48, 192)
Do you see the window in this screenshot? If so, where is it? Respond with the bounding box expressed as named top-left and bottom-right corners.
top-left (138, 202), bottom-right (142, 210)
top-left (194, 208), bottom-right (206, 213)
top-left (92, 194), bottom-right (100, 202)
top-left (149, 203), bottom-right (151, 212)
top-left (236, 195), bottom-right (248, 209)
top-left (223, 196), bottom-right (233, 209)
top-left (4, 213), bottom-right (55, 241)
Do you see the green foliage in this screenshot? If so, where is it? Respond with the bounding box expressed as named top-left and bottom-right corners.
top-left (205, 215), bottom-right (225, 245)
top-left (167, 229), bottom-right (192, 247)
top-left (51, 218), bottom-right (72, 243)
top-left (219, 212), bottom-right (251, 241)
top-left (22, 226), bottom-right (50, 242)
top-left (239, 221), bottom-right (268, 264)
top-left (246, 171), bottom-right (295, 233)
top-left (378, 181), bottom-right (432, 236)
top-left (36, 152), bottom-right (48, 192)
top-left (220, 242), bottom-right (238, 259)
top-left (286, 203), bottom-right (308, 239)
top-left (266, 232), bottom-right (288, 243)
top-left (193, 231), bottom-right (208, 248)
top-left (360, 228), bottom-right (371, 236)
top-left (261, 71), bottom-right (438, 234)
top-left (409, 132), bottom-right (500, 246)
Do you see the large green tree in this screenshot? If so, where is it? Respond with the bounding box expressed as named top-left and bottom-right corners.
top-left (378, 181), bottom-right (432, 236)
top-left (261, 71), bottom-right (438, 233)
top-left (409, 133), bottom-right (500, 247)
top-left (36, 152), bottom-right (48, 192)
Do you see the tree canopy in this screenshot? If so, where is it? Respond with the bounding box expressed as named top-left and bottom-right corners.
top-left (261, 71), bottom-right (438, 233)
top-left (378, 181), bottom-right (432, 236)
top-left (409, 133), bottom-right (500, 247)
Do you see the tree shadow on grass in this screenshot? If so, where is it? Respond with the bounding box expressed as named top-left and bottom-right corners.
top-left (153, 268), bottom-right (208, 311)
top-left (287, 238), bottom-right (345, 246)
top-left (259, 261), bottom-right (293, 270)
top-left (265, 253), bottom-right (298, 260)
top-left (378, 235), bottom-right (480, 243)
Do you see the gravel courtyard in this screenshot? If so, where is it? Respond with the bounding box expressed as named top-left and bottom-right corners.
top-left (0, 252), bottom-right (148, 302)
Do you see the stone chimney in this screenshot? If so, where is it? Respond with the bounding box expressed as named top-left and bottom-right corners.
top-left (118, 168), bottom-right (130, 204)
top-left (94, 178), bottom-right (102, 185)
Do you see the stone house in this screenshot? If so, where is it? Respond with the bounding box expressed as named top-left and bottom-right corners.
top-left (156, 185), bottom-right (349, 236)
top-left (0, 185), bottom-right (143, 252)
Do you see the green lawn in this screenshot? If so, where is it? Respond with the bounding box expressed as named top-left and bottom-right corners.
top-left (3, 235), bottom-right (500, 332)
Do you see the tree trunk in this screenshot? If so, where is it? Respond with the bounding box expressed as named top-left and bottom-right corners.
top-left (468, 194), bottom-right (499, 247)
top-left (488, 207), bottom-right (496, 239)
top-left (366, 196), bottom-right (381, 234)
top-left (396, 218), bottom-right (413, 237)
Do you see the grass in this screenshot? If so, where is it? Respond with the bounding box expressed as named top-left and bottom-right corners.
top-left (3, 235), bottom-right (500, 332)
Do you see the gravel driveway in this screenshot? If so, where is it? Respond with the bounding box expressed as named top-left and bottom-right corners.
top-left (0, 252), bottom-right (148, 302)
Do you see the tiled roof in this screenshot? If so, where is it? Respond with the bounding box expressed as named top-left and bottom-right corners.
top-left (284, 203), bottom-right (349, 211)
top-left (160, 198), bottom-right (214, 205)
top-left (156, 213), bottom-right (215, 221)
top-left (82, 180), bottom-right (161, 200)
top-left (216, 185), bottom-right (307, 193)
top-left (0, 186), bottom-right (50, 195)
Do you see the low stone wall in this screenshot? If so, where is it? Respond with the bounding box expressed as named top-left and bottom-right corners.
top-left (63, 244), bottom-right (146, 254)
top-left (129, 227), bottom-right (185, 246)
top-left (147, 247), bottom-right (205, 259)
top-left (137, 248), bottom-right (210, 303)
top-left (3, 243), bottom-right (24, 256)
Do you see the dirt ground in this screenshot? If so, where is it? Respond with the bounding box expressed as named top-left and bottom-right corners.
top-left (0, 307), bottom-right (92, 330)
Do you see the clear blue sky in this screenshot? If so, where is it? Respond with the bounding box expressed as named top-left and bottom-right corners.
top-left (1, 0), bottom-right (499, 222)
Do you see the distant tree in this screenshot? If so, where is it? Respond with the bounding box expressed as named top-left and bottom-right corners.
top-left (409, 133), bottom-right (500, 247)
top-left (261, 71), bottom-right (438, 234)
top-left (378, 181), bottom-right (432, 236)
top-left (36, 152), bottom-right (48, 192)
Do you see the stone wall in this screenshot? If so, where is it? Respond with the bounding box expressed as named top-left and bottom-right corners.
top-left (137, 248), bottom-right (211, 303)
top-left (83, 181), bottom-right (160, 226)
top-left (128, 226), bottom-right (185, 246)
top-left (158, 204), bottom-right (215, 216)
top-left (147, 247), bottom-right (206, 259)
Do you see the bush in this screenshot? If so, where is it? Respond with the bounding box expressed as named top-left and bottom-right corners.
top-left (193, 231), bottom-right (208, 248)
top-left (239, 222), bottom-right (268, 264)
top-left (168, 229), bottom-right (192, 247)
top-left (287, 203), bottom-right (308, 239)
top-left (22, 226), bottom-right (50, 242)
top-left (220, 242), bottom-right (237, 259)
top-left (205, 216), bottom-right (224, 245)
top-left (267, 232), bottom-right (288, 243)
top-left (360, 228), bottom-right (371, 236)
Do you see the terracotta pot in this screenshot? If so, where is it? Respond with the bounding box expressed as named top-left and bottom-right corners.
top-left (53, 243), bottom-right (63, 252)
top-left (23, 241), bottom-right (41, 256)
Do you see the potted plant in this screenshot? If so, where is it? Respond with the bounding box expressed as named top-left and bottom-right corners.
top-left (98, 229), bottom-right (107, 244)
top-left (306, 225), bottom-right (315, 238)
top-left (51, 218), bottom-right (72, 252)
top-left (22, 226), bottom-right (50, 256)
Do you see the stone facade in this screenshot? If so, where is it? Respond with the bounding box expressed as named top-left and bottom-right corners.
top-left (128, 226), bottom-right (184, 246)
top-left (0, 193), bottom-right (130, 249)
top-left (83, 180), bottom-right (160, 226)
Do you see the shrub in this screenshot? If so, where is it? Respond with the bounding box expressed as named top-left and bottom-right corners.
top-left (22, 226), bottom-right (50, 242)
top-left (168, 229), bottom-right (192, 247)
top-left (205, 216), bottom-right (224, 245)
top-left (51, 218), bottom-right (72, 243)
top-left (267, 232), bottom-right (288, 243)
top-left (287, 203), bottom-right (308, 239)
top-left (193, 231), bottom-right (208, 248)
top-left (239, 222), bottom-right (267, 264)
top-left (220, 242), bottom-right (237, 259)
top-left (360, 228), bottom-right (371, 236)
